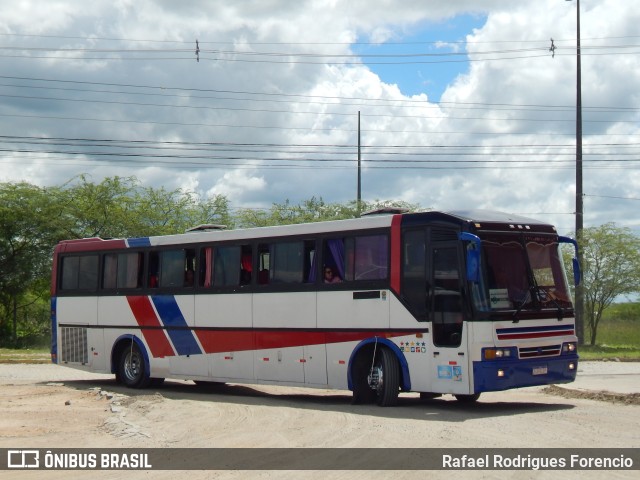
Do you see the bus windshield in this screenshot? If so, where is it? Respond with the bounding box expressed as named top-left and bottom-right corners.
top-left (475, 233), bottom-right (573, 315)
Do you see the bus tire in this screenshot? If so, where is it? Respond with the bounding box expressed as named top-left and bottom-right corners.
top-left (117, 342), bottom-right (150, 389)
top-left (351, 351), bottom-right (376, 404)
top-left (370, 348), bottom-right (400, 407)
top-left (149, 377), bottom-right (165, 387)
top-left (454, 393), bottom-right (480, 403)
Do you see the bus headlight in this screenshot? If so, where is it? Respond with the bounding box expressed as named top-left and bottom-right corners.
top-left (483, 347), bottom-right (517, 360)
top-left (562, 342), bottom-right (577, 354)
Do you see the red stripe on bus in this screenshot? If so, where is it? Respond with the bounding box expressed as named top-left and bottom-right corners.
top-left (195, 330), bottom-right (255, 354)
top-left (195, 329), bottom-right (421, 354)
top-left (127, 296), bottom-right (175, 358)
top-left (390, 214), bottom-right (402, 294)
top-left (497, 330), bottom-right (575, 340)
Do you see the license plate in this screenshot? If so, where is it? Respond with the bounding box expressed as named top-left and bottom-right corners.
top-left (532, 366), bottom-right (548, 375)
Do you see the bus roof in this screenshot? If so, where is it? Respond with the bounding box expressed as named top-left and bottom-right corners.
top-left (55, 209), bottom-right (557, 253)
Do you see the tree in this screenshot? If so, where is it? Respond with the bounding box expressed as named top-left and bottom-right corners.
top-left (58, 175), bottom-right (233, 238)
top-left (0, 176), bottom-right (233, 347)
top-left (565, 224), bottom-right (640, 345)
top-left (235, 197), bottom-right (420, 228)
top-left (130, 185), bottom-right (232, 235)
top-left (0, 182), bottom-right (64, 345)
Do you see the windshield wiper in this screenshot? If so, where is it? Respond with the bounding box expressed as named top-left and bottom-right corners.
top-left (536, 286), bottom-right (565, 321)
top-left (511, 289), bottom-right (532, 323)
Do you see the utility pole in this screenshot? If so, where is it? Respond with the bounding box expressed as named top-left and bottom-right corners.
top-left (567, 0), bottom-right (584, 343)
top-left (357, 111), bottom-right (362, 215)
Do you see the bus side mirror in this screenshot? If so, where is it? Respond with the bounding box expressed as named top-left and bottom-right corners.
top-left (460, 232), bottom-right (482, 283)
top-left (572, 258), bottom-right (581, 286)
top-left (559, 236), bottom-right (581, 286)
top-left (466, 249), bottom-right (480, 283)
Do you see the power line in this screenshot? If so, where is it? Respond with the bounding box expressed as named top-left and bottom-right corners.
top-left (3, 31), bottom-right (640, 45)
top-left (584, 194), bottom-right (640, 201)
top-left (0, 111), bottom-right (636, 138)
top-left (1, 75), bottom-right (637, 114)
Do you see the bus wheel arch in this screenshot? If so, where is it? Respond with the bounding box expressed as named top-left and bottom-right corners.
top-left (112, 335), bottom-right (151, 388)
top-left (348, 338), bottom-right (410, 407)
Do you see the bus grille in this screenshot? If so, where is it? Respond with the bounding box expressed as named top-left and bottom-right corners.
top-left (519, 345), bottom-right (561, 359)
top-left (60, 327), bottom-right (88, 364)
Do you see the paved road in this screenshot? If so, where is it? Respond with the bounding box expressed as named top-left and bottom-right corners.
top-left (570, 360), bottom-right (640, 394)
top-left (1, 361), bottom-right (639, 480)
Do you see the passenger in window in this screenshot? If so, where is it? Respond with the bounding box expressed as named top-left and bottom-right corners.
top-left (324, 267), bottom-right (342, 284)
top-left (184, 269), bottom-right (195, 287)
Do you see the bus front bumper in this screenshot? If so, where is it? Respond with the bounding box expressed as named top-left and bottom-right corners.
top-left (473, 355), bottom-right (579, 393)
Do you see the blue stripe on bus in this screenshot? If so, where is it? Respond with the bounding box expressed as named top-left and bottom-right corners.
top-left (127, 237), bottom-right (151, 247)
top-left (496, 324), bottom-right (575, 334)
top-left (50, 297), bottom-right (58, 363)
top-left (151, 295), bottom-right (202, 356)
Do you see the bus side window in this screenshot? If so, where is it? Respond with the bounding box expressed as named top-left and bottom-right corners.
top-left (354, 235), bottom-right (388, 280)
top-left (156, 249), bottom-right (196, 289)
top-left (241, 245), bottom-right (253, 285)
top-left (148, 251), bottom-right (159, 288)
top-left (401, 229), bottom-right (427, 321)
top-left (184, 249), bottom-right (196, 287)
top-left (212, 245), bottom-right (244, 287)
top-left (324, 234), bottom-right (389, 283)
top-left (158, 250), bottom-right (185, 288)
top-left (61, 255), bottom-right (99, 291)
top-left (257, 244), bottom-right (269, 284)
top-left (323, 238), bottom-right (346, 283)
top-left (431, 246), bottom-right (463, 347)
top-left (103, 252), bottom-right (143, 290)
top-left (200, 247), bottom-right (213, 287)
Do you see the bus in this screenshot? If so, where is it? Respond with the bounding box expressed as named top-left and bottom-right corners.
top-left (50, 209), bottom-right (580, 406)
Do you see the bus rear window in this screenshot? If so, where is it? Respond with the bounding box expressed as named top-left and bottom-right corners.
top-left (60, 255), bottom-right (99, 291)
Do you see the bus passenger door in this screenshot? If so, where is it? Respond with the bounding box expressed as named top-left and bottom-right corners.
top-left (427, 243), bottom-right (471, 395)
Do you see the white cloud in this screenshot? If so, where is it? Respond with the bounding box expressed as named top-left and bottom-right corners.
top-left (0, 0), bottom-right (638, 235)
top-left (208, 168), bottom-right (267, 203)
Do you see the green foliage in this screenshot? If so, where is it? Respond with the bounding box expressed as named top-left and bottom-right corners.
top-left (0, 182), bottom-right (63, 345)
top-left (563, 224), bottom-right (640, 345)
top-left (234, 197), bottom-right (420, 228)
top-left (602, 302), bottom-right (640, 323)
top-left (0, 176), bottom-right (233, 347)
top-left (0, 178), bottom-right (417, 347)
top-left (565, 303), bottom-right (640, 358)
top-left (581, 224), bottom-right (640, 345)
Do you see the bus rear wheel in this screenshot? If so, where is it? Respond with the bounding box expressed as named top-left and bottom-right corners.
top-left (118, 342), bottom-right (150, 388)
top-left (454, 393), bottom-right (480, 403)
top-left (368, 348), bottom-right (400, 407)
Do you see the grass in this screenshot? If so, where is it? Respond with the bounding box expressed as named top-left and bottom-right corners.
top-left (0, 347), bottom-right (50, 364)
top-left (578, 344), bottom-right (640, 361)
top-left (579, 317), bottom-right (640, 361)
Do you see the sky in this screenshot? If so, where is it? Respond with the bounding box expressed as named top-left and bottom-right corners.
top-left (1, 0), bottom-right (639, 237)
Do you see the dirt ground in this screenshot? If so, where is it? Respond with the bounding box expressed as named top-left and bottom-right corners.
top-left (1, 362), bottom-right (639, 480)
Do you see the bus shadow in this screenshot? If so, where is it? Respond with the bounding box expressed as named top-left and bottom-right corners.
top-left (54, 377), bottom-right (575, 422)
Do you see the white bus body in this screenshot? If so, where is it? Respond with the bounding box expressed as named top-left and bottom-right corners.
top-left (51, 210), bottom-right (579, 406)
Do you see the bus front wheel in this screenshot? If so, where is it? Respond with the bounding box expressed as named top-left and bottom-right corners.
top-left (368, 348), bottom-right (400, 407)
top-left (117, 342), bottom-right (150, 388)
top-left (454, 393), bottom-right (480, 403)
